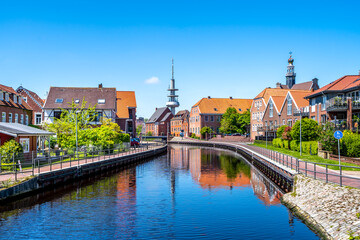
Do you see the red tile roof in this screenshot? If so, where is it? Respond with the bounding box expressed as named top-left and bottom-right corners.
top-left (192, 98), bottom-right (252, 114)
top-left (291, 81), bottom-right (313, 90)
top-left (306, 75), bottom-right (360, 98)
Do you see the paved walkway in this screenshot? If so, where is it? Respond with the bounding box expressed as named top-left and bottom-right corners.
top-left (0, 145), bottom-right (162, 185)
top-left (170, 138), bottom-right (360, 188)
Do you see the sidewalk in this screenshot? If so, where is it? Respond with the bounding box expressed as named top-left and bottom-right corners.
top-left (0, 145), bottom-right (162, 185)
top-left (170, 138), bottom-right (360, 188)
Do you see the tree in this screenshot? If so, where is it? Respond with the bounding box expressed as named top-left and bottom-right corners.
top-left (277, 125), bottom-right (288, 139)
top-left (200, 126), bottom-right (214, 139)
top-left (0, 139), bottom-right (23, 163)
top-left (319, 122), bottom-right (338, 153)
top-left (290, 118), bottom-right (320, 141)
top-left (220, 107), bottom-right (250, 134)
top-left (136, 125), bottom-right (143, 135)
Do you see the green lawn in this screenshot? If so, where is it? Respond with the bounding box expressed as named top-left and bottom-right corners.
top-left (250, 142), bottom-right (360, 171)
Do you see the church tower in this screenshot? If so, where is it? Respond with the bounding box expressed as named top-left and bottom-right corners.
top-left (166, 58), bottom-right (180, 115)
top-left (286, 52), bottom-right (296, 89)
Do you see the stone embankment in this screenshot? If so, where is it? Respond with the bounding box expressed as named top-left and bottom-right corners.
top-left (282, 175), bottom-right (360, 240)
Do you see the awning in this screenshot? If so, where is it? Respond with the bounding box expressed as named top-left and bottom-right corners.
top-left (0, 122), bottom-right (54, 137)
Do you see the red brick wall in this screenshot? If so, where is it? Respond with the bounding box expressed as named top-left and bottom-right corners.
top-left (18, 91), bottom-right (43, 125)
top-left (0, 106), bottom-right (32, 124)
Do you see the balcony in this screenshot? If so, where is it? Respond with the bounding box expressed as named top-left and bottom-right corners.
top-left (326, 97), bottom-right (348, 112)
top-left (329, 119), bottom-right (360, 132)
top-left (257, 125), bottom-right (280, 132)
top-left (293, 107), bottom-right (309, 117)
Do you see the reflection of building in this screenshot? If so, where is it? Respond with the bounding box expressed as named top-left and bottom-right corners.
top-left (250, 168), bottom-right (282, 206)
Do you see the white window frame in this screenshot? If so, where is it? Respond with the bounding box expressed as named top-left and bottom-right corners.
top-left (14, 95), bottom-right (17, 104)
top-left (5, 93), bottom-right (9, 102)
top-left (15, 113), bottom-right (18, 123)
top-left (19, 138), bottom-right (30, 153)
top-left (26, 115), bottom-right (29, 125)
top-left (0, 91), bottom-right (3, 101)
top-left (9, 113), bottom-right (12, 123)
top-left (287, 98), bottom-right (292, 115)
top-left (35, 113), bottom-right (42, 125)
top-left (269, 101), bottom-right (273, 118)
top-left (2, 112), bottom-right (6, 122)
top-left (20, 114), bottom-right (24, 124)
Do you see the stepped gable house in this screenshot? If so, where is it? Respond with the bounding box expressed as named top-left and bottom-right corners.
top-left (145, 107), bottom-right (173, 136)
top-left (16, 86), bottom-right (45, 126)
top-left (189, 97), bottom-right (252, 138)
top-left (305, 73), bottom-right (360, 130)
top-left (170, 110), bottom-right (190, 137)
top-left (116, 91), bottom-right (137, 137)
top-left (43, 84), bottom-right (117, 124)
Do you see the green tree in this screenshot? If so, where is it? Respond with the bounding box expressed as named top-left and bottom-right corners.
top-left (200, 126), bottom-right (214, 139)
top-left (0, 139), bottom-right (23, 163)
top-left (319, 122), bottom-right (337, 152)
top-left (238, 110), bottom-right (250, 134)
top-left (136, 125), bottom-right (143, 135)
top-left (290, 118), bottom-right (320, 141)
top-left (220, 108), bottom-right (250, 134)
top-left (277, 125), bottom-right (288, 139)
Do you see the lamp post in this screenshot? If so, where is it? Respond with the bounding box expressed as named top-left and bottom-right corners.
top-left (75, 110), bottom-right (81, 152)
top-left (300, 113), bottom-right (302, 156)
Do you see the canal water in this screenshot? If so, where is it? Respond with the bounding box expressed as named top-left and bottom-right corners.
top-left (0, 145), bottom-right (319, 239)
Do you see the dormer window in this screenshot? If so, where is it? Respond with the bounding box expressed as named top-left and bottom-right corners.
top-left (98, 99), bottom-right (105, 104)
top-left (238, 108), bottom-right (242, 112)
top-left (55, 98), bottom-right (63, 103)
top-left (19, 97), bottom-right (22, 105)
top-left (14, 95), bottom-right (17, 104)
top-left (0, 91), bottom-right (3, 101)
top-left (74, 99), bottom-right (80, 104)
top-left (23, 97), bottom-right (27, 102)
top-left (214, 108), bottom-right (217, 111)
top-left (5, 93), bottom-right (9, 102)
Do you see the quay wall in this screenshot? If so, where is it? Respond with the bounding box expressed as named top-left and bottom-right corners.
top-left (0, 145), bottom-right (167, 202)
top-left (282, 175), bottom-right (360, 240)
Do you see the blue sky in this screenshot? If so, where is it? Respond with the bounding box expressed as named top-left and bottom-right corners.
top-left (1, 1), bottom-right (360, 118)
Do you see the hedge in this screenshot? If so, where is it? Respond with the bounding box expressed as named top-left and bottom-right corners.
top-left (271, 138), bottom-right (318, 155)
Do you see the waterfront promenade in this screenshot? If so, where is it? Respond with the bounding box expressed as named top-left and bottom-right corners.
top-left (170, 137), bottom-right (360, 188)
top-left (0, 143), bottom-right (164, 185)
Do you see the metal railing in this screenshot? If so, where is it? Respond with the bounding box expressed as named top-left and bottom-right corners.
top-left (0, 141), bottom-right (165, 187)
top-left (248, 145), bottom-right (360, 188)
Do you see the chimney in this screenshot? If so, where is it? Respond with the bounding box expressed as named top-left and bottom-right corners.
top-left (276, 82), bottom-right (281, 88)
top-left (208, 96), bottom-right (211, 99)
top-left (229, 96), bottom-right (233, 99)
top-left (98, 83), bottom-right (103, 89)
top-left (155, 107), bottom-right (158, 111)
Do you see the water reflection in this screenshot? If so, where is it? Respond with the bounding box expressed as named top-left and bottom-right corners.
top-left (169, 145), bottom-right (282, 205)
top-left (0, 145), bottom-right (318, 239)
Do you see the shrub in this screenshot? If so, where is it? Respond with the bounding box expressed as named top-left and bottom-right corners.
top-left (0, 139), bottom-right (23, 163)
top-left (290, 140), bottom-right (300, 151)
top-left (282, 126), bottom-right (292, 140)
top-left (341, 130), bottom-right (360, 157)
top-left (290, 118), bottom-right (320, 141)
top-left (319, 122), bottom-right (337, 153)
top-left (272, 138), bottom-right (282, 148)
top-left (277, 125), bottom-right (288, 139)
top-left (283, 140), bottom-right (289, 149)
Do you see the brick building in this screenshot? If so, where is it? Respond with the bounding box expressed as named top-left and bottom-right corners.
top-left (261, 90), bottom-right (310, 138)
top-left (305, 74), bottom-right (360, 130)
top-left (189, 97), bottom-right (252, 138)
top-left (0, 84), bottom-right (32, 127)
top-left (16, 86), bottom-right (44, 126)
top-left (115, 91), bottom-right (137, 137)
top-left (170, 110), bottom-right (189, 137)
top-left (145, 107), bottom-right (173, 136)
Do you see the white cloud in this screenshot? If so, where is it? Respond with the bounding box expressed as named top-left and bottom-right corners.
top-left (145, 76), bottom-right (159, 84)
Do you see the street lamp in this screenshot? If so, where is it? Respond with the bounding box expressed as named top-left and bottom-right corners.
top-left (75, 110), bottom-right (81, 152)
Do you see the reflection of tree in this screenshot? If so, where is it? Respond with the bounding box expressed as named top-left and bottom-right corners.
top-left (219, 154), bottom-right (251, 179)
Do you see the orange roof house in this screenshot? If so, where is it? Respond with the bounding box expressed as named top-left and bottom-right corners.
top-left (116, 91), bottom-right (137, 137)
top-left (193, 97), bottom-right (252, 114)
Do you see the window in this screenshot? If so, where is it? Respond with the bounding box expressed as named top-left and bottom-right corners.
top-left (0, 91), bottom-right (3, 101)
top-left (20, 114), bottom-right (24, 124)
top-left (282, 119), bottom-right (285, 125)
top-left (14, 95), bottom-right (17, 104)
top-left (26, 115), bottom-right (29, 125)
top-left (5, 93), bottom-right (9, 101)
top-left (210, 116), bottom-right (214, 122)
top-left (94, 112), bottom-right (103, 122)
top-left (19, 97), bottom-right (22, 105)
top-left (217, 116), bottom-right (221, 122)
top-left (275, 120), bottom-right (277, 126)
top-left (238, 108), bottom-right (242, 112)
top-left (287, 98), bottom-right (292, 115)
top-left (35, 113), bottom-right (42, 125)
top-left (55, 98), bottom-right (63, 103)
top-left (269, 101), bottom-right (273, 118)
top-left (19, 138), bottom-right (30, 153)
top-left (98, 99), bottom-right (106, 104)
top-left (2, 112), bottom-right (6, 122)
top-left (74, 99), bottom-right (80, 104)
top-left (205, 116), bottom-right (208, 122)
top-left (214, 108), bottom-right (217, 111)
top-left (322, 96), bottom-right (326, 110)
top-left (9, 113), bottom-right (12, 123)
top-left (23, 97), bottom-right (27, 102)
top-left (15, 113), bottom-right (18, 123)
top-left (287, 119), bottom-right (292, 127)
top-left (54, 111), bottom-right (62, 119)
